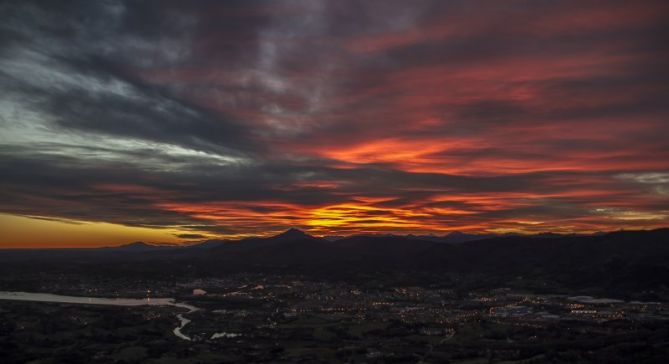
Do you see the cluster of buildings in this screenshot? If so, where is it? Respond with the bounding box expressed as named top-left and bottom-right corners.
top-left (173, 274), bottom-right (668, 341)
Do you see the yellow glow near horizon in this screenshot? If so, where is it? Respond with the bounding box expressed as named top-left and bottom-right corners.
top-left (0, 213), bottom-right (182, 248)
top-left (306, 203), bottom-right (427, 231)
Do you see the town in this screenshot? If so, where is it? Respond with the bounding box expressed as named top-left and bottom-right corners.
top-left (2, 272), bottom-right (667, 363)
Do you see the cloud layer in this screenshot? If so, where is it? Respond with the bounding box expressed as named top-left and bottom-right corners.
top-left (1, 0), bottom-right (668, 243)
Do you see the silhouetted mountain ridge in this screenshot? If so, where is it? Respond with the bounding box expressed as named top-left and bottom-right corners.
top-left (1, 228), bottom-right (667, 294)
top-left (188, 228), bottom-right (669, 291)
top-left (103, 241), bottom-right (180, 251)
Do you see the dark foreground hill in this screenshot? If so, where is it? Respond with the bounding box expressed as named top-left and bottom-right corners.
top-left (0, 228), bottom-right (667, 295)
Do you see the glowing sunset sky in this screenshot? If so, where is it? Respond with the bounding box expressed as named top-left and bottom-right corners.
top-left (1, 0), bottom-right (668, 246)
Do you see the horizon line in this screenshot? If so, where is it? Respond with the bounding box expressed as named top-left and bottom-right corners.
top-left (1, 226), bottom-right (667, 250)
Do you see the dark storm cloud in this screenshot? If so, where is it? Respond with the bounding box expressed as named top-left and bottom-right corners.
top-left (1, 0), bottom-right (668, 240)
top-left (0, 0), bottom-right (257, 158)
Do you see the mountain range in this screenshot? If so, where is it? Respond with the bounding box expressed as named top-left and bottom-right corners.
top-left (1, 228), bottom-right (667, 295)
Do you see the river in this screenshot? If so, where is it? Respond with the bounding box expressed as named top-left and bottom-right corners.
top-left (0, 291), bottom-right (198, 341)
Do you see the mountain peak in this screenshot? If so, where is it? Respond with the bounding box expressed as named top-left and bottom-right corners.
top-left (275, 228), bottom-right (311, 239)
top-left (101, 241), bottom-right (155, 251)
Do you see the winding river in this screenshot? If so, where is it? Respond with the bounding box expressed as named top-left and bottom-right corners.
top-left (0, 291), bottom-right (199, 341)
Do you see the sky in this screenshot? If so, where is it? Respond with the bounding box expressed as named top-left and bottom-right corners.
top-left (1, 0), bottom-right (668, 247)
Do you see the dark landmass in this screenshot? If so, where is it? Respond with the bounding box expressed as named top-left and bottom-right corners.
top-left (0, 228), bottom-right (668, 363)
top-left (2, 228), bottom-right (668, 297)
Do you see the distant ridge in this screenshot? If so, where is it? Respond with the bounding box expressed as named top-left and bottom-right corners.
top-left (191, 228), bottom-right (669, 291)
top-left (103, 241), bottom-right (179, 251)
top-left (3, 228), bottom-right (668, 293)
top-left (414, 231), bottom-right (498, 244)
top-left (107, 228), bottom-right (666, 251)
